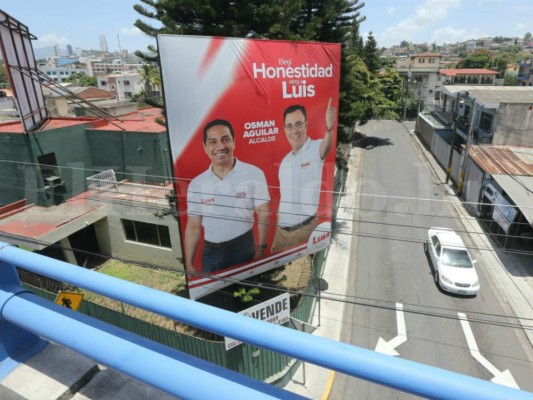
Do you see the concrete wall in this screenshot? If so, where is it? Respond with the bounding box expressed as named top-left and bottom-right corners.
top-left (93, 202), bottom-right (183, 269)
top-left (27, 124), bottom-right (95, 203)
top-left (86, 130), bottom-right (171, 184)
top-left (492, 103), bottom-right (533, 146)
top-left (431, 131), bottom-right (461, 183)
top-left (416, 115), bottom-right (434, 148)
top-left (0, 134), bottom-right (34, 205)
top-left (463, 158), bottom-right (485, 215)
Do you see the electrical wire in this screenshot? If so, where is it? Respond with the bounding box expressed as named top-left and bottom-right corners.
top-left (1, 155), bottom-right (532, 325)
top-left (14, 233), bottom-right (533, 366)
top-left (2, 231), bottom-right (533, 333)
top-left (1, 175), bottom-right (532, 257)
top-left (1, 159), bottom-right (532, 235)
top-left (1, 158), bottom-right (532, 212)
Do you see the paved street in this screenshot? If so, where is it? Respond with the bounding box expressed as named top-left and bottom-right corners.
top-left (330, 120), bottom-right (533, 398)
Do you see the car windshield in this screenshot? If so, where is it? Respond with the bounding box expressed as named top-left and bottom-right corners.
top-left (441, 248), bottom-right (472, 267)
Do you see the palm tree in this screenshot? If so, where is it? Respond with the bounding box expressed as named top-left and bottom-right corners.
top-left (139, 64), bottom-right (161, 98)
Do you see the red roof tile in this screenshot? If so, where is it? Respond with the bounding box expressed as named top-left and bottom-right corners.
top-left (411, 52), bottom-right (442, 58)
top-left (0, 108), bottom-right (166, 134)
top-left (439, 68), bottom-right (499, 76)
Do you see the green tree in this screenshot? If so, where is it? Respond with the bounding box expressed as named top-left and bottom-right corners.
top-left (509, 44), bottom-right (525, 53)
top-left (65, 72), bottom-right (97, 87)
top-left (133, 0), bottom-right (369, 131)
top-left (525, 32), bottom-right (532, 42)
top-left (418, 43), bottom-right (429, 53)
top-left (400, 40), bottom-right (410, 48)
top-left (139, 64), bottom-right (161, 98)
top-left (457, 46), bottom-right (468, 59)
top-left (458, 49), bottom-right (491, 68)
top-left (503, 71), bottom-right (517, 86)
top-left (0, 62), bottom-right (7, 85)
top-left (338, 55), bottom-right (371, 139)
top-left (380, 56), bottom-right (396, 69)
top-left (377, 68), bottom-right (403, 104)
top-left (133, 0), bottom-right (300, 60)
top-left (489, 55), bottom-right (510, 78)
top-left (363, 31), bottom-right (381, 73)
top-left (347, 13), bottom-right (365, 57)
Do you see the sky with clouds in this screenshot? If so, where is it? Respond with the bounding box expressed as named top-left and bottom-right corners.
top-left (0, 0), bottom-right (531, 52)
top-left (362, 0), bottom-right (532, 48)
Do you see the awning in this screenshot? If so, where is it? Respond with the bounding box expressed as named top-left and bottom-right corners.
top-left (491, 174), bottom-right (533, 225)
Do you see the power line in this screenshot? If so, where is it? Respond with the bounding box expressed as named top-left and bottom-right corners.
top-left (10, 234), bottom-right (533, 346)
top-left (1, 178), bottom-right (532, 257)
top-left (0, 160), bottom-right (531, 234)
top-left (1, 158), bottom-right (533, 211)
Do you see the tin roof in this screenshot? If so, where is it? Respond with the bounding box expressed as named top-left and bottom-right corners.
top-left (442, 85), bottom-right (533, 106)
top-left (469, 145), bottom-right (533, 175)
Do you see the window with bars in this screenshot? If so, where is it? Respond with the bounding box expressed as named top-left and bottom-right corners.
top-left (479, 112), bottom-right (493, 131)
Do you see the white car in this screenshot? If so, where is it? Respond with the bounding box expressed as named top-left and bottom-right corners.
top-left (424, 227), bottom-right (480, 296)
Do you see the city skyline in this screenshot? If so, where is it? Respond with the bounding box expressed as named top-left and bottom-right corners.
top-left (0, 0), bottom-right (531, 53)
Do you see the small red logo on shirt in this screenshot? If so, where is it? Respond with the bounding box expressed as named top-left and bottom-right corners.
top-left (202, 198), bottom-right (215, 204)
top-left (300, 162), bottom-right (310, 169)
top-left (236, 192), bottom-right (247, 198)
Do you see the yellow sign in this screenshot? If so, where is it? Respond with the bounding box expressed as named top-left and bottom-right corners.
top-left (55, 291), bottom-right (84, 311)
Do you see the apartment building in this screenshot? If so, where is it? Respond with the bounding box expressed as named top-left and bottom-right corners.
top-left (394, 52), bottom-right (444, 107)
top-left (517, 59), bottom-right (533, 87)
top-left (97, 73), bottom-right (143, 101)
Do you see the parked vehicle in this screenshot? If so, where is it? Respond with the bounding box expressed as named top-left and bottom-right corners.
top-left (424, 227), bottom-right (480, 296)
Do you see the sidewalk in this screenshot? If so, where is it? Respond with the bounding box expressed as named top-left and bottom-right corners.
top-left (283, 144), bottom-right (362, 399)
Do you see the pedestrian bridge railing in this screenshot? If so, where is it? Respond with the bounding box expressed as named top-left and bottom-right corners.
top-left (0, 242), bottom-right (531, 400)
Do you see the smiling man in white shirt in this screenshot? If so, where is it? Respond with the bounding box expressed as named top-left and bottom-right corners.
top-left (271, 99), bottom-right (336, 253)
top-left (185, 119), bottom-right (270, 275)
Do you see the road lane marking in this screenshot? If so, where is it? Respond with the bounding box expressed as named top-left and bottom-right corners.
top-left (375, 303), bottom-right (407, 356)
top-left (458, 312), bottom-right (519, 389)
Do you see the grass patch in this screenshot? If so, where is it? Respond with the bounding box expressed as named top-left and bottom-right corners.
top-left (79, 259), bottom-right (187, 331)
top-left (96, 259), bottom-right (185, 293)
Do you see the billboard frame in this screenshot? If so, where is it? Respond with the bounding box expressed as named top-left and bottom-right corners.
top-left (158, 34), bottom-right (341, 300)
top-left (0, 10), bottom-right (48, 133)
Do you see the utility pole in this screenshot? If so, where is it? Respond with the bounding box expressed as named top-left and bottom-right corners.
top-left (457, 98), bottom-right (477, 196)
top-left (445, 91), bottom-right (467, 184)
top-left (403, 68), bottom-right (411, 121)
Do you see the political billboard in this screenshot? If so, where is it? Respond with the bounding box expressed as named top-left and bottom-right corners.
top-left (158, 35), bottom-right (341, 299)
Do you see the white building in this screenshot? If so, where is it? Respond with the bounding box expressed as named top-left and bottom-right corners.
top-left (394, 52), bottom-right (444, 107)
top-left (466, 40), bottom-right (476, 51)
top-left (85, 58), bottom-right (144, 77)
top-left (97, 73), bottom-right (143, 101)
top-left (39, 66), bottom-right (88, 83)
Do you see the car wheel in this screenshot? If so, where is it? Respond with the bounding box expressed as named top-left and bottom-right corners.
top-left (434, 271), bottom-right (439, 286)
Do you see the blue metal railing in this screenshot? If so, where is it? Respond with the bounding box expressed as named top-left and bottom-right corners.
top-left (1, 242), bottom-right (532, 400)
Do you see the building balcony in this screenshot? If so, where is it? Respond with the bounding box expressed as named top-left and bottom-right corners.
top-left (432, 105), bottom-right (453, 126)
top-left (86, 169), bottom-right (173, 209)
